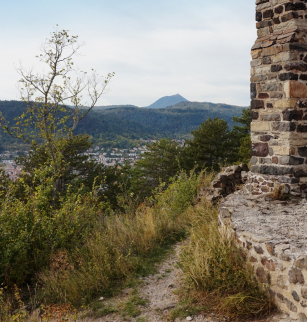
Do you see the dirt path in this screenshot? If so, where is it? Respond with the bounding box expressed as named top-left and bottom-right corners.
top-left (83, 244), bottom-right (296, 322)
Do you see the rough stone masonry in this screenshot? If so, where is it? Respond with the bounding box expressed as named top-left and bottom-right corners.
top-left (249, 0), bottom-right (307, 197)
top-left (216, 2), bottom-right (307, 321)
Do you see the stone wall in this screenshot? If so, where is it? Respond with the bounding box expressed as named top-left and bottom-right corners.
top-left (251, 0), bottom-right (307, 197)
top-left (219, 192), bottom-right (307, 321)
top-left (201, 164), bottom-right (249, 203)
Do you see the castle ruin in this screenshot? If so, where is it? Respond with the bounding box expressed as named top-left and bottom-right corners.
top-left (249, 0), bottom-right (307, 197)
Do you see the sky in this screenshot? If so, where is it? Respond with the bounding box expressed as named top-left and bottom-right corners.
top-left (0, 0), bottom-right (256, 107)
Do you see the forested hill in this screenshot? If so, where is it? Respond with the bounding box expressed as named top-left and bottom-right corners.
top-left (95, 101), bottom-right (246, 136)
top-left (0, 100), bottom-right (247, 149)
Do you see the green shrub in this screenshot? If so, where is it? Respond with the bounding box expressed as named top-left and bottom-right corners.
top-left (0, 173), bottom-right (102, 286)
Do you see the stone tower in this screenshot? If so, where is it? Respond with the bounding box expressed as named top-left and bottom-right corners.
top-left (249, 0), bottom-right (307, 196)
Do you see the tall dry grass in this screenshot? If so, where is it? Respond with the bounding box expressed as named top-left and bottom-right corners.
top-left (39, 171), bottom-right (212, 306)
top-left (179, 199), bottom-right (276, 319)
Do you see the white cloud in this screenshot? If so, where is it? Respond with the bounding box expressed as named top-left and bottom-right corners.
top-left (0, 0), bottom-right (256, 107)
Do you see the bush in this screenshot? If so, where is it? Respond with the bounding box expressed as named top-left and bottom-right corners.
top-left (0, 174), bottom-right (102, 286)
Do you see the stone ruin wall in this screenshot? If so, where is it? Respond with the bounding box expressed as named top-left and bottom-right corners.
top-left (211, 2), bottom-right (307, 320)
top-left (249, 0), bottom-right (307, 197)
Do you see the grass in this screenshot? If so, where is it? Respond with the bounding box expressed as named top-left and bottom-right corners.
top-left (37, 171), bottom-right (206, 307)
top-left (168, 294), bottom-right (209, 320)
top-left (0, 170), bottom-right (275, 321)
top-left (120, 294), bottom-right (149, 318)
top-left (178, 199), bottom-right (276, 320)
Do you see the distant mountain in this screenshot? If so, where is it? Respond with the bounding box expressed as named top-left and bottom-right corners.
top-left (95, 104), bottom-right (138, 110)
top-left (0, 100), bottom-right (247, 149)
top-left (145, 94), bottom-right (188, 109)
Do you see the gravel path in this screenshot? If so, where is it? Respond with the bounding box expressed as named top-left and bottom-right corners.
top-left (83, 244), bottom-right (296, 322)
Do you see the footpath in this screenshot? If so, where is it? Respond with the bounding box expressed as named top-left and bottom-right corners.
top-left (83, 243), bottom-right (294, 322)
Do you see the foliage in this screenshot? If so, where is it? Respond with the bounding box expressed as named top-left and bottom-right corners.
top-left (0, 177), bottom-right (102, 286)
top-left (0, 28), bottom-right (113, 201)
top-left (0, 100), bottom-right (246, 149)
top-left (179, 199), bottom-right (275, 319)
top-left (0, 285), bottom-right (28, 322)
top-left (38, 171), bottom-right (203, 306)
top-left (0, 169), bottom-right (10, 204)
top-left (184, 117), bottom-right (233, 171)
top-left (238, 135), bottom-right (251, 164)
top-left (231, 108), bottom-right (251, 164)
top-left (131, 139), bottom-right (182, 198)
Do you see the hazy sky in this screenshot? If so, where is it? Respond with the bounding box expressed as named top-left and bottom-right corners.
top-left (0, 0), bottom-right (256, 107)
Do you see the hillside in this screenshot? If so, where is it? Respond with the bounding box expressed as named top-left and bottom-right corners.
top-left (0, 100), bottom-right (246, 149)
top-left (145, 94), bottom-right (189, 109)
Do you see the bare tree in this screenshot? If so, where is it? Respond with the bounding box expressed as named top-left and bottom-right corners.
top-left (0, 27), bottom-right (114, 197)
top-left (1, 27), bottom-right (114, 166)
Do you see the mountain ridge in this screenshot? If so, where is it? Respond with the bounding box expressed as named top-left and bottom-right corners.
top-left (0, 99), bottom-right (247, 149)
top-left (145, 94), bottom-right (189, 109)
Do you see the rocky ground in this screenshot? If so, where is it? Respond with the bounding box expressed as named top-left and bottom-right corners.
top-left (81, 243), bottom-right (295, 322)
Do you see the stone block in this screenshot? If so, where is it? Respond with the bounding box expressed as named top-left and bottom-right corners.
top-left (279, 72), bottom-right (299, 81)
top-left (261, 113), bottom-right (281, 121)
top-left (256, 267), bottom-right (270, 284)
top-left (266, 242), bottom-right (276, 255)
top-left (263, 56), bottom-right (271, 64)
top-left (259, 92), bottom-right (269, 99)
top-left (274, 99), bottom-right (297, 109)
top-left (285, 2), bottom-right (306, 11)
top-left (251, 83), bottom-right (257, 99)
top-left (261, 257), bottom-right (277, 271)
top-left (271, 121), bottom-right (296, 132)
top-left (292, 291), bottom-right (300, 302)
top-left (281, 12), bottom-right (298, 23)
top-left (279, 156), bottom-right (304, 165)
top-left (251, 75), bottom-right (267, 82)
top-left (251, 99), bottom-right (265, 109)
top-left (277, 292), bottom-right (285, 302)
top-left (251, 122), bottom-right (270, 132)
top-left (260, 135), bottom-right (273, 142)
top-left (252, 165), bottom-right (294, 175)
top-left (262, 83), bottom-right (277, 91)
top-left (273, 146), bottom-right (293, 155)
top-left (251, 111), bottom-right (259, 120)
top-left (282, 109), bottom-right (303, 121)
top-left (297, 124), bottom-right (307, 132)
top-left (298, 147), bottom-right (307, 157)
top-left (278, 176), bottom-right (300, 184)
top-left (272, 51), bottom-right (297, 63)
top-left (284, 81), bottom-right (307, 99)
top-left (252, 142), bottom-right (269, 157)
top-left (256, 11), bottom-right (262, 22)
top-left (262, 44), bottom-right (283, 56)
top-left (288, 267), bottom-right (305, 284)
top-left (285, 298), bottom-right (298, 312)
top-left (271, 64), bottom-right (282, 73)
top-left (270, 91), bottom-right (283, 99)
top-left (251, 49), bottom-right (262, 59)
top-left (285, 62), bottom-right (307, 72)
top-left (301, 287), bottom-right (307, 299)
top-left (295, 256), bottom-right (307, 270)
top-left (298, 100), bottom-right (307, 108)
top-left (263, 9), bottom-right (273, 19)
top-left (254, 245), bottom-right (264, 254)
top-left (277, 275), bottom-right (289, 290)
